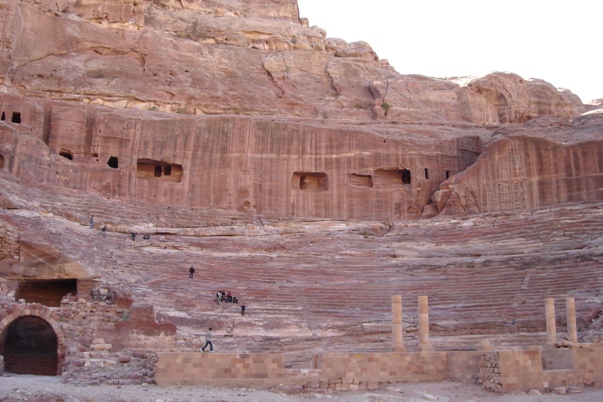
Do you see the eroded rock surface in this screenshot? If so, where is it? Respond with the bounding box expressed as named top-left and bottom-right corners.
top-left (1, 0), bottom-right (603, 373)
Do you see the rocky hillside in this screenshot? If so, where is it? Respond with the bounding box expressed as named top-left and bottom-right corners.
top-left (3, 173), bottom-right (603, 365)
top-left (0, 0), bottom-right (593, 123)
top-left (1, 0), bottom-right (603, 365)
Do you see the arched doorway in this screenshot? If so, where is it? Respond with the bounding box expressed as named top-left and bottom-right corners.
top-left (2, 316), bottom-right (58, 375)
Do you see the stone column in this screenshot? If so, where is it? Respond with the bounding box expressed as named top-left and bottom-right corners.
top-left (418, 296), bottom-right (434, 351)
top-left (545, 298), bottom-right (557, 345)
top-left (566, 297), bottom-right (578, 343)
top-left (391, 295), bottom-right (407, 352)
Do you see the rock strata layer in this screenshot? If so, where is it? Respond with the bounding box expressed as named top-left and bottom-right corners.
top-left (1, 0), bottom-right (603, 372)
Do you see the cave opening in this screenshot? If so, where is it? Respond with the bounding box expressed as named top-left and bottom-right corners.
top-left (1, 316), bottom-right (58, 376)
top-left (15, 279), bottom-right (78, 307)
top-left (59, 149), bottom-right (73, 160)
top-left (107, 156), bottom-right (119, 169)
top-left (1, 111), bottom-right (5, 121)
top-left (374, 168), bottom-right (411, 186)
top-left (136, 159), bottom-right (183, 182)
top-left (11, 112), bottom-right (21, 124)
top-left (401, 169), bottom-right (411, 184)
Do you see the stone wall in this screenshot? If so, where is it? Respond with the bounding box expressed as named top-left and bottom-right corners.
top-left (316, 351), bottom-right (448, 382)
top-left (0, 292), bottom-right (174, 385)
top-left (480, 346), bottom-right (603, 393)
top-left (156, 346), bottom-right (603, 393)
top-left (156, 351), bottom-right (457, 388)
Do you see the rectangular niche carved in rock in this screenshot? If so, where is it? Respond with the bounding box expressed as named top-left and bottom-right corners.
top-left (292, 172), bottom-right (328, 191)
top-left (0, 154), bottom-right (4, 170)
top-left (374, 168), bottom-right (411, 186)
top-left (15, 279), bottom-right (78, 307)
top-left (59, 148), bottom-right (73, 160)
top-left (349, 173), bottom-right (373, 187)
top-left (11, 112), bottom-right (21, 124)
top-left (136, 159), bottom-right (183, 183)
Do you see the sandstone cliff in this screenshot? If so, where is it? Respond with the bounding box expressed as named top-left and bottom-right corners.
top-left (1, 0), bottom-right (601, 224)
top-left (2, 0), bottom-right (603, 372)
top-left (0, 0), bottom-right (590, 124)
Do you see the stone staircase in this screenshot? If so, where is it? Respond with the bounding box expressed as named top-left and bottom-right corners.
top-left (3, 175), bottom-right (603, 360)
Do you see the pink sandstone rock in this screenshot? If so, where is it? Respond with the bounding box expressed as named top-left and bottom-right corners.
top-left (1, 0), bottom-right (603, 378)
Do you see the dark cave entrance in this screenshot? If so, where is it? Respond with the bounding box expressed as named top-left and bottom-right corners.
top-left (15, 279), bottom-right (78, 307)
top-left (136, 159), bottom-right (183, 182)
top-left (107, 156), bottom-right (119, 169)
top-left (1, 316), bottom-right (58, 376)
top-left (11, 112), bottom-right (21, 124)
top-left (374, 168), bottom-right (412, 186)
top-left (59, 149), bottom-right (73, 160)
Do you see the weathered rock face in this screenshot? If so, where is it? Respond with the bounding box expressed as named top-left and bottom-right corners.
top-left (1, 92), bottom-right (487, 220)
top-left (0, 0), bottom-right (589, 125)
top-left (0, 0), bottom-right (602, 221)
top-left (430, 112), bottom-right (603, 216)
top-left (2, 0), bottom-right (603, 380)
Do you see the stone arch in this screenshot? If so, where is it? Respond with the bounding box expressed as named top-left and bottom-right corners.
top-left (0, 304), bottom-right (66, 375)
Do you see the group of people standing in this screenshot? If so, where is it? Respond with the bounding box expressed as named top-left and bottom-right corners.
top-left (216, 290), bottom-right (246, 316)
top-left (216, 290), bottom-right (238, 303)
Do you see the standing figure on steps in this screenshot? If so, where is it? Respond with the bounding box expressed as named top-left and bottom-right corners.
top-left (201, 327), bottom-right (214, 352)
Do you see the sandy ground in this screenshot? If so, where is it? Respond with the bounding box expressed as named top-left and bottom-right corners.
top-left (1, 374), bottom-right (603, 402)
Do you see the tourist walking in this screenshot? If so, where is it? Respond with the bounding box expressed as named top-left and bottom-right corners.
top-left (189, 266), bottom-right (195, 279)
top-left (201, 327), bottom-right (214, 352)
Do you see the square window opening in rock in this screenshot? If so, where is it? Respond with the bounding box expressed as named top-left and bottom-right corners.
top-left (107, 156), bottom-right (119, 169)
top-left (11, 112), bottom-right (21, 124)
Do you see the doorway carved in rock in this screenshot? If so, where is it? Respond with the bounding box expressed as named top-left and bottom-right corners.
top-left (1, 316), bottom-right (58, 375)
top-left (0, 304), bottom-right (66, 376)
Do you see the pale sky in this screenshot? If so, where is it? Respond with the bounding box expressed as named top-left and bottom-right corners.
top-left (297, 1), bottom-right (602, 103)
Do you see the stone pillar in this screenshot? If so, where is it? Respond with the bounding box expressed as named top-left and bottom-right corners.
top-left (566, 297), bottom-right (578, 343)
top-left (418, 296), bottom-right (434, 351)
top-left (545, 298), bottom-right (557, 345)
top-left (391, 295), bottom-right (407, 352)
